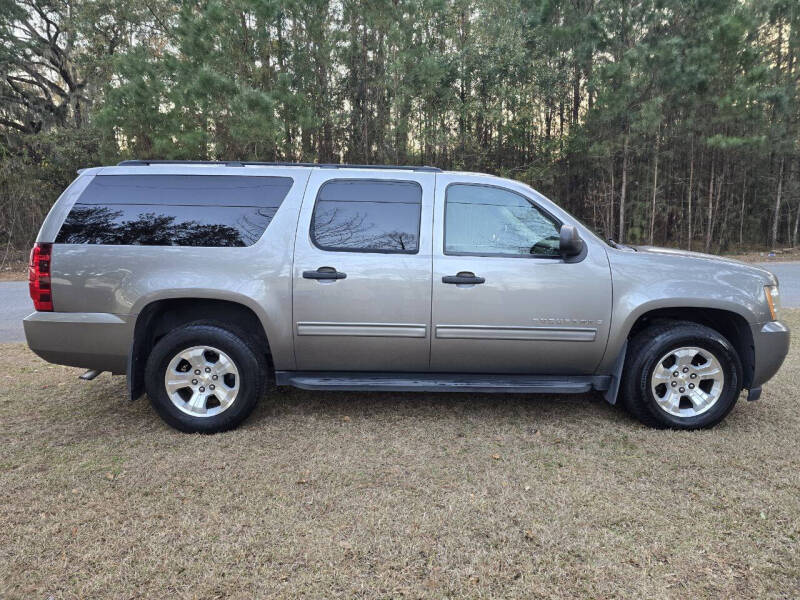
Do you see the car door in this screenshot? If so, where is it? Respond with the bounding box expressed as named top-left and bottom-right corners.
top-left (430, 173), bottom-right (612, 374)
top-left (292, 170), bottom-right (434, 371)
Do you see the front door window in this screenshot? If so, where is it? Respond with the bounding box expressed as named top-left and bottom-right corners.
top-left (444, 184), bottom-right (561, 257)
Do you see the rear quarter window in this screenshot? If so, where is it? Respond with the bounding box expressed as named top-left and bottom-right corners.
top-left (56, 174), bottom-right (293, 247)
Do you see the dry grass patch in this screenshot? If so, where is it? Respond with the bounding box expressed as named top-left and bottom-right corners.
top-left (2, 313), bottom-right (800, 599)
top-left (723, 248), bottom-right (800, 263)
top-left (0, 259), bottom-right (27, 281)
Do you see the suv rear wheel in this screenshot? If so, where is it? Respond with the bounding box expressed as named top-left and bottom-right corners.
top-left (145, 323), bottom-right (266, 433)
top-left (621, 321), bottom-right (742, 429)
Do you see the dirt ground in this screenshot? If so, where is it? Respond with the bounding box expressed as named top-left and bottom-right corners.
top-left (0, 259), bottom-right (27, 281)
top-left (1, 314), bottom-right (799, 599)
top-left (724, 248), bottom-right (800, 263)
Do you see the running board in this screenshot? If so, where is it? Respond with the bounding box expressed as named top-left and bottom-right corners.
top-left (275, 372), bottom-right (610, 394)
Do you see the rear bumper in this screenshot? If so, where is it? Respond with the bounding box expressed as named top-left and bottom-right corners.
top-left (23, 311), bottom-right (133, 374)
top-left (750, 320), bottom-right (790, 388)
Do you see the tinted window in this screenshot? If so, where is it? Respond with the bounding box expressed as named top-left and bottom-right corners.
top-left (445, 184), bottom-right (561, 257)
top-left (56, 175), bottom-right (292, 247)
top-left (311, 180), bottom-right (421, 253)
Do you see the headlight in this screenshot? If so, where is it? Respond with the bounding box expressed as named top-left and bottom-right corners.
top-left (765, 285), bottom-right (780, 321)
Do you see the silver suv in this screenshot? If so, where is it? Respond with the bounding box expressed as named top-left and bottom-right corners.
top-left (24, 161), bottom-right (789, 432)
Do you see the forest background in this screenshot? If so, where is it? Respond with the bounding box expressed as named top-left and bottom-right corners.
top-left (1, 0), bottom-right (799, 262)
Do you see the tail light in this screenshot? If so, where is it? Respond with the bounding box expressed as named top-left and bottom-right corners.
top-left (29, 242), bottom-right (53, 311)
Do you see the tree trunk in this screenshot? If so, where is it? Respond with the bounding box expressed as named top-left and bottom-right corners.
top-left (619, 133), bottom-right (629, 243)
top-left (687, 138), bottom-right (694, 250)
top-left (545, 104), bottom-right (552, 141)
top-left (609, 162), bottom-right (615, 240)
top-left (793, 199), bottom-right (800, 248)
top-left (717, 173), bottom-right (729, 249)
top-left (361, 29), bottom-right (369, 162)
top-left (739, 178), bottom-right (746, 248)
top-left (572, 64), bottom-right (580, 125)
top-left (649, 135), bottom-right (659, 245)
top-left (705, 160), bottom-right (715, 253)
top-left (791, 160), bottom-right (800, 247)
top-left (771, 156), bottom-right (785, 249)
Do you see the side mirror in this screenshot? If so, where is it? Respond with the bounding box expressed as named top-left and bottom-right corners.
top-left (559, 224), bottom-right (584, 258)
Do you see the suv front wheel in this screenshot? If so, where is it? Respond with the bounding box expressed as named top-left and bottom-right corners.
top-left (621, 321), bottom-right (743, 429)
top-left (145, 323), bottom-right (266, 433)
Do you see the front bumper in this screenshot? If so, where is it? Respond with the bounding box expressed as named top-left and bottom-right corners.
top-left (750, 320), bottom-right (790, 388)
top-left (23, 311), bottom-right (133, 374)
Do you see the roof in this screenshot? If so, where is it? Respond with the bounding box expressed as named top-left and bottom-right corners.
top-left (116, 160), bottom-right (441, 173)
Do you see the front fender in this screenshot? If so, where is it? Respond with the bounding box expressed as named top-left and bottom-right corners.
top-left (598, 249), bottom-right (770, 375)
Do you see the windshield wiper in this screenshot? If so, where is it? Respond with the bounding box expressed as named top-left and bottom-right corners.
top-left (607, 238), bottom-right (638, 251)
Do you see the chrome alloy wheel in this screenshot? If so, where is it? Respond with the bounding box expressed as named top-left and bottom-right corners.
top-left (650, 346), bottom-right (725, 418)
top-left (164, 346), bottom-right (240, 417)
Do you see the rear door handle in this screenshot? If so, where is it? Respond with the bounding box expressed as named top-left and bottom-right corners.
top-left (442, 272), bottom-right (485, 285)
top-left (303, 267), bottom-right (347, 280)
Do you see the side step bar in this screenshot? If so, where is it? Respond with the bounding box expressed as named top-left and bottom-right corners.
top-left (275, 371), bottom-right (611, 394)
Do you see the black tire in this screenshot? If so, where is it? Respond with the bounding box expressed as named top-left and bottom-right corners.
top-left (621, 321), bottom-right (742, 430)
top-left (145, 323), bottom-right (267, 433)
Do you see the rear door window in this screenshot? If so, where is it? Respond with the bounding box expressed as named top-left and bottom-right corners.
top-left (310, 179), bottom-right (422, 253)
top-left (56, 174), bottom-right (293, 247)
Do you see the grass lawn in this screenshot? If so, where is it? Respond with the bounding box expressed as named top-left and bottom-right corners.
top-left (1, 314), bottom-right (799, 599)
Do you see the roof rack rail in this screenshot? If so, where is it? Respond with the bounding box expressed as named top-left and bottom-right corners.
top-left (117, 160), bottom-right (441, 173)
top-left (118, 160), bottom-right (246, 167)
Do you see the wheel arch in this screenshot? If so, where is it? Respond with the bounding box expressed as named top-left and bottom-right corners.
top-left (127, 297), bottom-right (273, 401)
top-left (604, 306), bottom-right (755, 405)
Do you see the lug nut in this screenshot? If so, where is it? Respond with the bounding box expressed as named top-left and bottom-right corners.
top-left (671, 381), bottom-right (677, 387)
top-left (688, 383), bottom-right (695, 389)
top-left (682, 367), bottom-right (689, 373)
top-left (192, 379), bottom-right (198, 385)
top-left (210, 384), bottom-right (215, 390)
top-left (205, 367), bottom-right (211, 373)
top-left (673, 371), bottom-right (679, 377)
top-left (679, 387), bottom-right (685, 393)
top-left (212, 375), bottom-right (218, 380)
top-left (194, 369), bottom-right (201, 375)
top-left (690, 373), bottom-right (697, 379)
top-left (199, 386), bottom-right (205, 392)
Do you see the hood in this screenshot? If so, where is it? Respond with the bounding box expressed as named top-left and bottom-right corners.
top-left (630, 245), bottom-right (778, 285)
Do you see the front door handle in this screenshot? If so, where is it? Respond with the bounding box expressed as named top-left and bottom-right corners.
top-left (303, 267), bottom-right (347, 280)
top-left (442, 272), bottom-right (485, 285)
